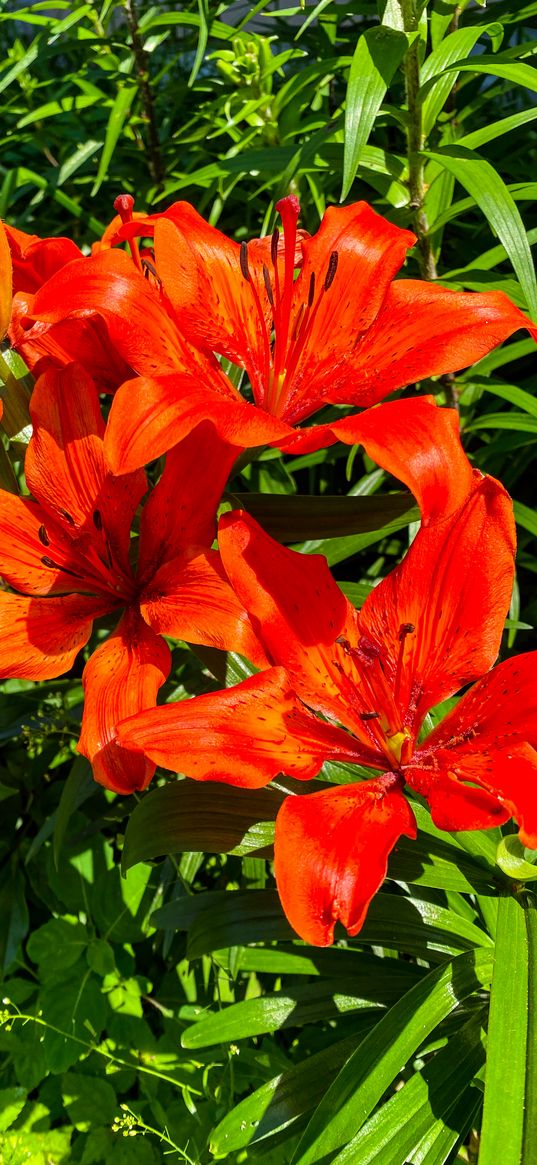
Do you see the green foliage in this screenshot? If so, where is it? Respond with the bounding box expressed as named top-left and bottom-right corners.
top-left (1, 0), bottom-right (537, 1162)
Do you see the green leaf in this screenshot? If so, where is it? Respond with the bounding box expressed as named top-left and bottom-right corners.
top-left (53, 754), bottom-right (95, 869)
top-left (454, 58), bottom-right (537, 96)
top-left (458, 106), bottom-right (537, 151)
top-left (496, 836), bottom-right (537, 883)
top-left (16, 93), bottom-right (98, 129)
top-left (423, 145), bottom-right (537, 320)
top-left (479, 893), bottom-right (534, 1165)
top-left (91, 81), bottom-right (137, 196)
top-left (154, 886), bottom-right (491, 962)
top-left (189, 0), bottom-right (210, 86)
top-left (329, 1013), bottom-right (486, 1164)
top-left (228, 491), bottom-right (414, 542)
top-left (91, 863), bottom-right (157, 943)
top-left (342, 26), bottom-right (409, 200)
top-left (182, 958), bottom-right (424, 1048)
top-left (420, 24), bottom-right (502, 136)
top-left (41, 973), bottom-right (108, 1073)
top-left (290, 949), bottom-right (493, 1165)
top-left (0, 862), bottom-right (28, 976)
top-left (0, 1087), bottom-right (27, 1132)
top-left (122, 781), bottom-right (284, 872)
top-left (153, 888), bottom-right (294, 951)
top-left (61, 1071), bottom-right (117, 1132)
top-left (210, 1032), bottom-right (366, 1156)
top-left (514, 500), bottom-right (537, 538)
top-left (465, 413), bottom-right (537, 434)
top-left (27, 918), bottom-right (88, 973)
top-left (388, 829), bottom-right (497, 894)
top-left (472, 379), bottom-right (537, 419)
top-left (297, 506), bottom-right (419, 567)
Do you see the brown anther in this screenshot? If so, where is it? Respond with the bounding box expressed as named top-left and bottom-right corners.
top-left (41, 556), bottom-right (83, 579)
top-left (59, 509), bottom-right (75, 525)
top-left (308, 272), bottom-right (316, 307)
top-left (360, 711), bottom-right (380, 721)
top-left (271, 226), bottom-right (280, 266)
top-left (240, 241), bottom-right (250, 282)
top-left (324, 251), bottom-right (339, 291)
top-left (262, 264), bottom-right (274, 307)
top-left (398, 622), bottom-right (415, 640)
top-left (141, 258), bottom-right (159, 282)
top-left (292, 303), bottom-right (306, 341)
top-left (93, 509), bottom-right (103, 531)
top-left (38, 525), bottom-right (50, 546)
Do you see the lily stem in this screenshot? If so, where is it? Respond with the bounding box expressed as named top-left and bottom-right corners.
top-left (399, 0), bottom-right (436, 281)
top-left (399, 0), bottom-right (459, 409)
top-left (123, 0), bottom-right (164, 188)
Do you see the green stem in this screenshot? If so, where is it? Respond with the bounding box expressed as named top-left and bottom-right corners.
top-left (399, 0), bottom-right (436, 281)
top-left (2, 1009), bottom-right (204, 1096)
top-left (398, 1), bottom-right (459, 408)
top-left (522, 889), bottom-right (537, 1161)
top-left (123, 0), bottom-right (164, 188)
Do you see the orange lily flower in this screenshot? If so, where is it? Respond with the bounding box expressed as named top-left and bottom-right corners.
top-left (0, 220), bottom-right (13, 344)
top-left (12, 196), bottom-right (537, 475)
top-left (117, 475), bottom-right (537, 946)
top-left (0, 362), bottom-right (265, 793)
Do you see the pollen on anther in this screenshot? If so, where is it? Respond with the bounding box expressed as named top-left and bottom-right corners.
top-left (38, 525), bottom-right (50, 546)
top-left (240, 241), bottom-right (250, 282)
top-left (308, 273), bottom-right (316, 307)
top-left (93, 509), bottom-right (103, 531)
top-left (262, 265), bottom-right (274, 307)
top-left (324, 251), bottom-right (339, 291)
top-left (271, 227), bottom-right (280, 267)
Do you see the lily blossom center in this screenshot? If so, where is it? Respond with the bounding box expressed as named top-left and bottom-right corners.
top-left (335, 623), bottom-right (417, 769)
top-left (239, 195), bottom-right (339, 417)
top-left (37, 505), bottom-right (138, 604)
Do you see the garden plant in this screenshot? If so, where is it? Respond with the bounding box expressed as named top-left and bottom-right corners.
top-left (0, 1), bottom-right (537, 1163)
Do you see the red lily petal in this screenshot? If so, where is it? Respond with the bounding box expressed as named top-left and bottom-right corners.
top-left (484, 746), bottom-right (537, 849)
top-left (417, 652), bottom-right (537, 760)
top-left (357, 473), bottom-right (516, 736)
top-left (218, 511), bottom-right (384, 764)
top-left (407, 742), bottom-right (537, 849)
top-left (0, 491), bottom-right (99, 595)
top-left (78, 607), bottom-right (171, 794)
top-left (25, 363), bottom-right (146, 577)
top-left (117, 667), bottom-right (361, 788)
top-left (154, 211), bottom-right (272, 374)
top-left (330, 397), bottom-right (474, 524)
top-left (408, 654), bottom-right (537, 840)
top-left (0, 591), bottom-right (105, 680)
top-left (30, 249), bottom-right (213, 381)
top-left (96, 206), bottom-right (159, 250)
top-left (140, 549), bottom-right (268, 667)
top-left (274, 778), bottom-right (417, 946)
top-left (9, 299), bottom-right (133, 391)
top-left (104, 373), bottom-right (291, 475)
top-left (4, 223), bottom-right (82, 294)
top-left (277, 204), bottom-right (414, 420)
top-left (137, 422), bottom-right (240, 579)
top-left (322, 281), bottom-right (537, 408)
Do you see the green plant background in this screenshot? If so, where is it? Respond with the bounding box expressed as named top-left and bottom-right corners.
top-left (1, 1), bottom-right (537, 1162)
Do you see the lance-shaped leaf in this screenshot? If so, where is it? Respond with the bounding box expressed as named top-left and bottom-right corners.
top-left (342, 26), bottom-right (410, 200)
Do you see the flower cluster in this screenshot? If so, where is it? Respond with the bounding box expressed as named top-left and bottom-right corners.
top-left (1, 197), bottom-right (536, 945)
